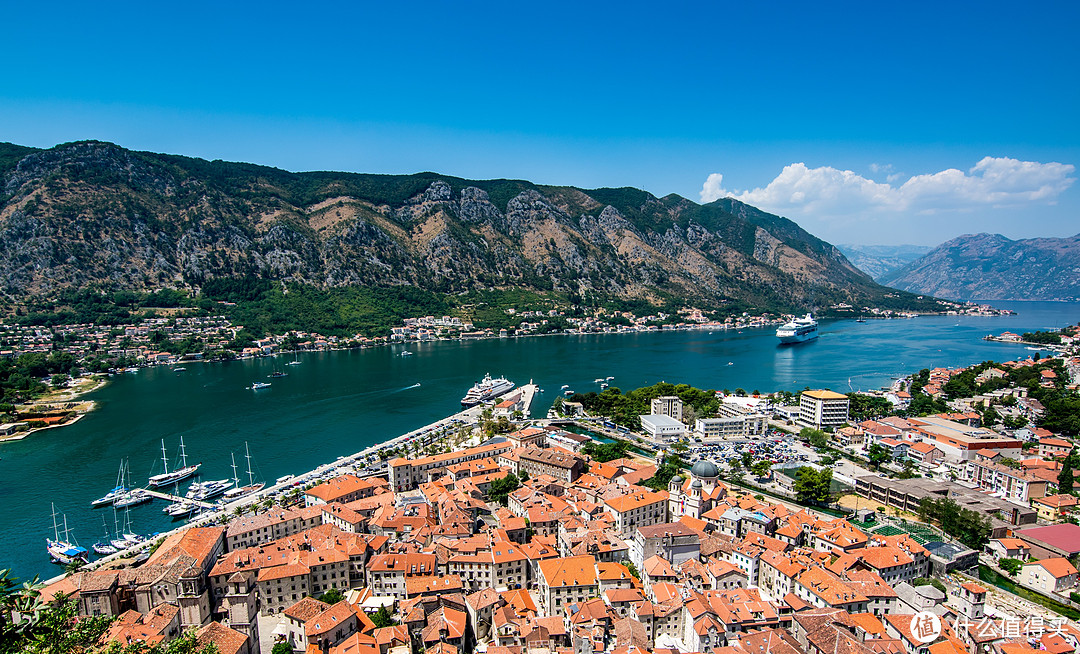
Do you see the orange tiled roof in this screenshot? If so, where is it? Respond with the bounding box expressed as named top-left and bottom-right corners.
top-left (1027, 557), bottom-right (1078, 578)
top-left (538, 555), bottom-right (597, 588)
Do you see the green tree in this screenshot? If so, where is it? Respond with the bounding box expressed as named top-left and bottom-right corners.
top-left (794, 467), bottom-right (832, 505)
top-left (1002, 415), bottom-right (1028, 430)
top-left (999, 558), bottom-right (1023, 576)
top-left (318, 588), bottom-right (345, 604)
top-left (489, 473), bottom-right (521, 506)
top-left (917, 497), bottom-right (992, 549)
top-left (847, 393), bottom-right (895, 421)
top-left (372, 604), bottom-right (397, 628)
top-left (750, 460), bottom-right (772, 479)
top-left (1059, 449), bottom-right (1076, 494)
top-left (800, 428), bottom-right (828, 449)
top-left (868, 443), bottom-right (890, 469)
top-left (0, 570), bottom-right (220, 654)
top-left (581, 439), bottom-right (630, 463)
top-left (642, 454), bottom-right (684, 492)
top-left (271, 644), bottom-right (294, 654)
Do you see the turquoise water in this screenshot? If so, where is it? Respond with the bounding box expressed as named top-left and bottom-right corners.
top-left (1, 300), bottom-right (1077, 580)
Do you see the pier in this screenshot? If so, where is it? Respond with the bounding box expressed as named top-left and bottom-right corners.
top-left (138, 488), bottom-right (216, 510)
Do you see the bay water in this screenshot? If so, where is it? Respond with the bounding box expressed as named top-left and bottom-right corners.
top-left (2, 300), bottom-right (1077, 580)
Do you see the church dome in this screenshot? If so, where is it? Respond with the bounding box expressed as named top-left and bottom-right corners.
top-left (691, 459), bottom-right (719, 479)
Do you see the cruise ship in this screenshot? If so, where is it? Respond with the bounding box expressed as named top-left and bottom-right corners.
top-left (461, 374), bottom-right (515, 408)
top-left (776, 314), bottom-right (819, 344)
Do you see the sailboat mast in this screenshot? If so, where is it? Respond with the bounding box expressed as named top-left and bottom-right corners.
top-left (231, 452), bottom-right (240, 487)
top-left (179, 436), bottom-right (188, 468)
top-left (160, 439), bottom-right (169, 475)
top-left (245, 442), bottom-right (255, 486)
top-left (51, 502), bottom-right (60, 541)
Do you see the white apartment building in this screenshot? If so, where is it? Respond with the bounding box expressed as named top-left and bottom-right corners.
top-left (651, 396), bottom-right (683, 420)
top-left (799, 390), bottom-right (850, 430)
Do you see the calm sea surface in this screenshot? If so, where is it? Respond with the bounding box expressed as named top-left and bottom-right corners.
top-left (2, 300), bottom-right (1078, 579)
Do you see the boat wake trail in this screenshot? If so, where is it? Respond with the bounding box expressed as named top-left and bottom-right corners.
top-left (393, 383), bottom-right (422, 392)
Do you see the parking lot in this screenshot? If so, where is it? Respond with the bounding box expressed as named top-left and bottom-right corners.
top-left (687, 429), bottom-right (817, 469)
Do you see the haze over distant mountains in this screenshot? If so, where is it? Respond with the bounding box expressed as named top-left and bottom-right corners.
top-left (0, 140), bottom-right (933, 314)
top-left (835, 244), bottom-right (933, 281)
top-left (880, 233), bottom-right (1080, 301)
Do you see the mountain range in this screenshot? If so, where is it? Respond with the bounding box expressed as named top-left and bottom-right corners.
top-left (880, 233), bottom-right (1080, 301)
top-left (0, 140), bottom-right (932, 316)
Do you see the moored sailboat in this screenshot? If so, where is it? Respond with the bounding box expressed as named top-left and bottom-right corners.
top-left (148, 436), bottom-right (201, 487)
top-left (46, 503), bottom-right (88, 565)
top-left (221, 442), bottom-right (264, 502)
top-left (92, 515), bottom-right (119, 556)
top-left (91, 459), bottom-right (130, 507)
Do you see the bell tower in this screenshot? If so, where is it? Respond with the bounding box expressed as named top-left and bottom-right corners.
top-left (178, 566), bottom-right (210, 627)
top-left (226, 570), bottom-right (260, 653)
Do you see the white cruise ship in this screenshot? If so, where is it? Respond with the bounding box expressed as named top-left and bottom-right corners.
top-left (776, 314), bottom-right (819, 344)
top-left (461, 373), bottom-right (515, 408)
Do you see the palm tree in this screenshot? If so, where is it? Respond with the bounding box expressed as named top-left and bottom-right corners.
top-left (63, 559), bottom-right (85, 576)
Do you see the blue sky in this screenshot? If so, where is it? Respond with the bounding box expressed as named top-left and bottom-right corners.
top-left (2, 1), bottom-right (1077, 246)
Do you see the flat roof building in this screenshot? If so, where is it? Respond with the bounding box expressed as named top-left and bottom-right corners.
top-left (909, 417), bottom-right (1021, 460)
top-left (855, 475), bottom-right (1036, 529)
top-left (799, 390), bottom-right (849, 430)
top-left (639, 414), bottom-right (687, 441)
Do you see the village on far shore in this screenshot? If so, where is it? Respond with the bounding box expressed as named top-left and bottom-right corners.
top-left (0, 299), bottom-right (1014, 441)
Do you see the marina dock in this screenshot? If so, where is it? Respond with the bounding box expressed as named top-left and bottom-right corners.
top-left (138, 488), bottom-right (216, 510)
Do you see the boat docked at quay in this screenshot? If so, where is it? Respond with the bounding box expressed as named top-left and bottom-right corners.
top-left (461, 373), bottom-right (515, 408)
top-left (91, 459), bottom-right (129, 507)
top-left (186, 478), bottom-right (233, 501)
top-left (113, 488), bottom-right (152, 508)
top-left (221, 443), bottom-right (264, 502)
top-left (46, 503), bottom-right (88, 565)
top-left (776, 313), bottom-right (819, 344)
top-left (147, 437), bottom-right (201, 488)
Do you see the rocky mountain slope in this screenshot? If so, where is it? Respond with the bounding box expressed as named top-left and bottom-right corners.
top-left (836, 244), bottom-right (933, 281)
top-left (880, 233), bottom-right (1080, 301)
top-left (0, 140), bottom-right (921, 312)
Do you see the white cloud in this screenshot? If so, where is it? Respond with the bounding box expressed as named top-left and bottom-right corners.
top-left (700, 157), bottom-right (1076, 218)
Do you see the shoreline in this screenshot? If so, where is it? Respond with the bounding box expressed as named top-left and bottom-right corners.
top-left (5, 310), bottom-right (1052, 446)
top-left (1, 375), bottom-right (109, 444)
